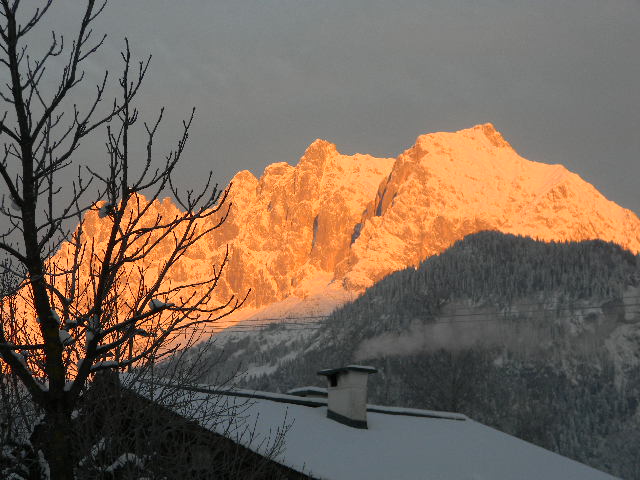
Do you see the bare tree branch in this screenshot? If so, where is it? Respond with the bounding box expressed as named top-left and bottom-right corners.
top-left (0, 2), bottom-right (245, 478)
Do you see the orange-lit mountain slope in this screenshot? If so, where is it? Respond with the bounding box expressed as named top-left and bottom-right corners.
top-left (53, 124), bottom-right (640, 323)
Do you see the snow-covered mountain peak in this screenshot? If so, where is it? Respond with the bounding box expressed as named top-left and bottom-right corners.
top-left (470, 122), bottom-right (512, 148)
top-left (42, 124), bottom-right (640, 328)
top-left (230, 169), bottom-right (258, 186)
top-left (300, 138), bottom-right (340, 166)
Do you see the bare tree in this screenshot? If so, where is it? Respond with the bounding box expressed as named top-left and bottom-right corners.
top-left (0, 2), bottom-right (247, 478)
top-left (67, 343), bottom-right (296, 480)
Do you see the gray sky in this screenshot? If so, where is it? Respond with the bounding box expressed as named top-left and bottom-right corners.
top-left (27, 0), bottom-right (640, 214)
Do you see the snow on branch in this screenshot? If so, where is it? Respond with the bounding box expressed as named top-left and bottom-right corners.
top-left (103, 453), bottom-right (147, 474)
top-left (58, 330), bottom-right (73, 346)
top-left (149, 298), bottom-right (175, 311)
top-left (90, 360), bottom-right (119, 372)
top-left (97, 203), bottom-right (115, 218)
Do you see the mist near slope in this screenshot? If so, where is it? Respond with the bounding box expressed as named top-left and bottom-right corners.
top-left (354, 312), bottom-right (543, 361)
top-left (353, 298), bottom-right (630, 362)
top-left (354, 316), bottom-right (503, 360)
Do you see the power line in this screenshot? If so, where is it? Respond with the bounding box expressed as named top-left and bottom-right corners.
top-left (178, 299), bottom-right (640, 336)
top-left (242, 296), bottom-right (640, 322)
top-left (243, 298), bottom-right (640, 324)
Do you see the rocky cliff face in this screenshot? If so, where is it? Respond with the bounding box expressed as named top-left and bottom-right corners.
top-left (54, 123), bottom-right (640, 322)
top-left (339, 123), bottom-right (640, 291)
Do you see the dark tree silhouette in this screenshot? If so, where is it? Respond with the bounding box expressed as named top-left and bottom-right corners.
top-left (0, 2), bottom-right (246, 478)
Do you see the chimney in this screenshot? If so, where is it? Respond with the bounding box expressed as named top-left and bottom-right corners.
top-left (317, 365), bottom-right (377, 429)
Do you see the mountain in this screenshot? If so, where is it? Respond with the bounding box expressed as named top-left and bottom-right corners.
top-left (212, 123), bottom-right (639, 316)
top-left (53, 123), bottom-right (640, 323)
top-left (192, 232), bottom-right (640, 478)
top-left (36, 125), bottom-right (640, 474)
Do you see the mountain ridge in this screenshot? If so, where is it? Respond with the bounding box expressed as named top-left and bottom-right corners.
top-left (47, 123), bottom-right (640, 324)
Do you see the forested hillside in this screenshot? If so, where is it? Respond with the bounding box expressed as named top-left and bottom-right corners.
top-left (197, 232), bottom-right (640, 478)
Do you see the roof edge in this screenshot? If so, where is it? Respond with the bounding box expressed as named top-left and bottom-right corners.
top-left (317, 365), bottom-right (378, 376)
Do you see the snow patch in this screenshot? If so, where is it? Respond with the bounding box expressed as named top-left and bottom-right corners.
top-left (37, 450), bottom-right (50, 480)
top-left (104, 453), bottom-right (146, 473)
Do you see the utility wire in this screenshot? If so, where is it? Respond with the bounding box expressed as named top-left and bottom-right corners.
top-left (221, 297), bottom-right (640, 324)
top-left (181, 299), bottom-right (640, 335)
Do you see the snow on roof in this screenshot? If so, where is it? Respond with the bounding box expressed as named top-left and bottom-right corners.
top-left (132, 382), bottom-right (615, 480)
top-left (287, 386), bottom-right (328, 397)
top-left (366, 404), bottom-right (466, 421)
top-left (188, 384), bottom-right (328, 407)
top-left (317, 365), bottom-right (378, 376)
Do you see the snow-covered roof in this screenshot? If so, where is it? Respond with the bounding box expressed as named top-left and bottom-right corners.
top-left (287, 386), bottom-right (328, 397)
top-left (134, 382), bottom-right (616, 480)
top-left (317, 364), bottom-right (378, 376)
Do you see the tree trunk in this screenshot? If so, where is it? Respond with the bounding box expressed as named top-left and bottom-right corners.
top-left (32, 404), bottom-right (75, 480)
